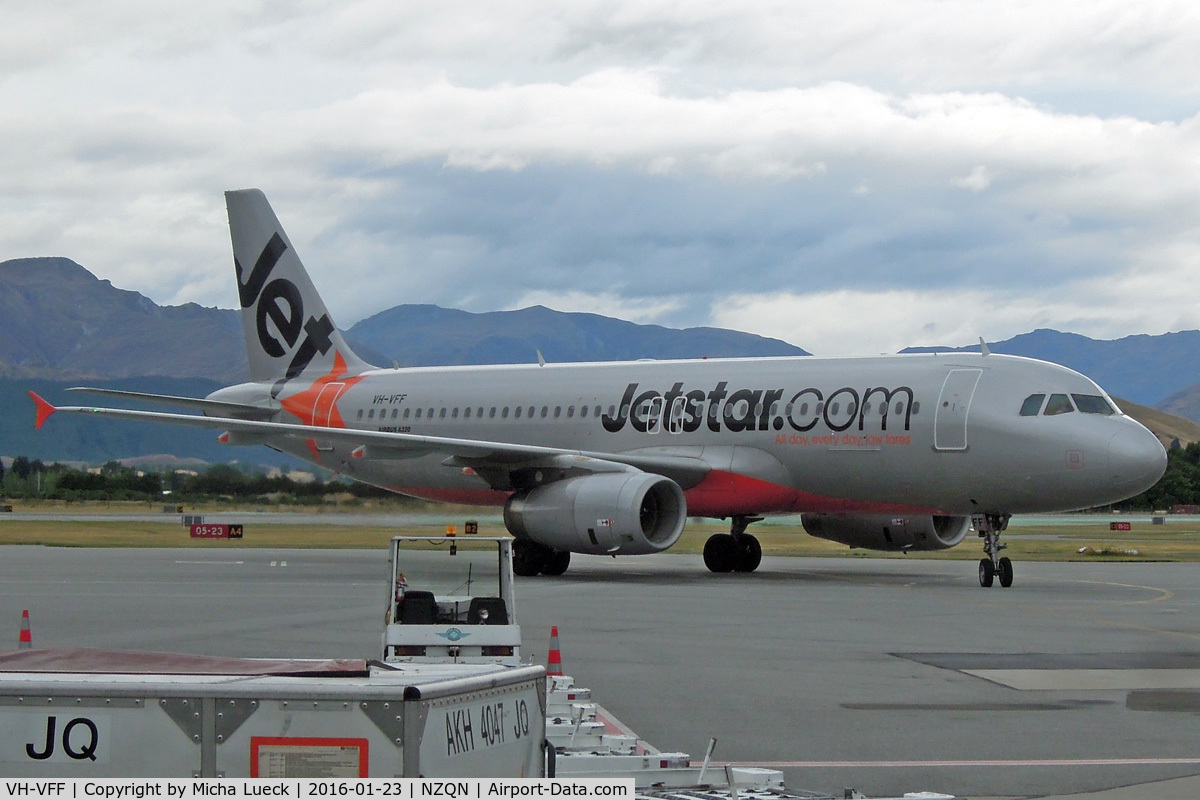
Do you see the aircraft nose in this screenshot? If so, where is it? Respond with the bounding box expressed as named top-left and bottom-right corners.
top-left (1107, 424), bottom-right (1167, 496)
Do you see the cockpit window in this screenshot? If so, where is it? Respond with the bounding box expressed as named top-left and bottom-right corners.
top-left (1019, 394), bottom-right (1045, 417)
top-left (1072, 394), bottom-right (1116, 415)
top-left (1043, 393), bottom-right (1075, 416)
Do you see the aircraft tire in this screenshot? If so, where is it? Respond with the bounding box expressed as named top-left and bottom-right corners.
top-left (513, 540), bottom-right (547, 577)
top-left (734, 534), bottom-right (762, 572)
top-left (998, 556), bottom-right (1014, 588)
top-left (542, 549), bottom-right (572, 576)
top-left (978, 558), bottom-right (995, 588)
top-left (703, 533), bottom-right (737, 573)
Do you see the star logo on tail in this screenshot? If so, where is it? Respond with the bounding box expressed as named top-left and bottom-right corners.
top-left (279, 351), bottom-right (367, 428)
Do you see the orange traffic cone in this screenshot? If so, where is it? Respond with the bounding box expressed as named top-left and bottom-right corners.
top-left (18, 609), bottom-right (31, 649)
top-left (547, 625), bottom-right (563, 676)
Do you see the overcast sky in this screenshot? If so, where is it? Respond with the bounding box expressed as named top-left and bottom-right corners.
top-left (3, 1), bottom-right (1199, 355)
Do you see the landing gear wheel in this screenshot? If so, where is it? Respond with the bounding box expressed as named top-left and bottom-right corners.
top-left (513, 540), bottom-right (548, 577)
top-left (974, 513), bottom-right (1012, 589)
top-left (734, 534), bottom-right (762, 573)
top-left (998, 556), bottom-right (1014, 588)
top-left (542, 549), bottom-right (571, 576)
top-left (978, 558), bottom-right (995, 588)
top-left (703, 533), bottom-right (737, 573)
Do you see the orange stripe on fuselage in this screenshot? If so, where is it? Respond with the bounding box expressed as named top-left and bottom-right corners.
top-left (682, 470), bottom-right (942, 516)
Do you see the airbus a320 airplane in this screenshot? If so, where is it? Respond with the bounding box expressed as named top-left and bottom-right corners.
top-left (30, 190), bottom-right (1167, 587)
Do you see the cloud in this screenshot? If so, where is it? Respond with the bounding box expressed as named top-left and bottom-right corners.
top-left (294, 78), bottom-right (1175, 190)
top-left (954, 166), bottom-right (994, 192)
top-left (1, 1), bottom-right (1200, 356)
top-left (35, 2), bottom-right (1186, 104)
top-left (709, 242), bottom-right (1200, 355)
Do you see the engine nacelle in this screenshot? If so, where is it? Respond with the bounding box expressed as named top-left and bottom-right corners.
top-left (504, 473), bottom-right (687, 555)
top-left (800, 513), bottom-right (971, 552)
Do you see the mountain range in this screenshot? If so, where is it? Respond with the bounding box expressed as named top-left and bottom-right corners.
top-left (4, 256), bottom-right (1200, 464)
top-left (903, 330), bottom-right (1200, 409)
top-left (0, 258), bottom-right (247, 383)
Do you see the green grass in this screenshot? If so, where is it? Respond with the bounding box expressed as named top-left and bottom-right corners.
top-left (2, 502), bottom-right (1198, 561)
top-left (672, 519), bottom-right (1200, 562)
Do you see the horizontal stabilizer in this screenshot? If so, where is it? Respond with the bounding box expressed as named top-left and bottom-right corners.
top-left (67, 387), bottom-right (276, 420)
top-left (28, 391), bottom-right (56, 430)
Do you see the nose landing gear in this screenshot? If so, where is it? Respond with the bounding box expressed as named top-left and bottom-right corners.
top-left (703, 515), bottom-right (764, 573)
top-left (974, 513), bottom-right (1013, 587)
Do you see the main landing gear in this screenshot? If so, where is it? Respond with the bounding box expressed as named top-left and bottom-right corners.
top-left (975, 513), bottom-right (1013, 588)
top-left (703, 515), bottom-right (763, 573)
top-left (512, 539), bottom-right (571, 577)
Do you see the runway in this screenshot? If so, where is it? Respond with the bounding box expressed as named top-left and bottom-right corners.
top-left (3, 544), bottom-right (1200, 799)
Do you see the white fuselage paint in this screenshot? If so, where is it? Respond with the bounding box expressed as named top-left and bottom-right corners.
top-left (212, 351), bottom-right (1166, 519)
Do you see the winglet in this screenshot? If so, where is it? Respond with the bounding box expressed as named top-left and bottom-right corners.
top-left (979, 337), bottom-right (991, 356)
top-left (28, 391), bottom-right (56, 430)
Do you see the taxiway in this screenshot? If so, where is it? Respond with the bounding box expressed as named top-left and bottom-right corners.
top-left (3, 545), bottom-right (1200, 799)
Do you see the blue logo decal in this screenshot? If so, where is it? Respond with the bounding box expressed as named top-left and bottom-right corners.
top-left (437, 628), bottom-right (471, 642)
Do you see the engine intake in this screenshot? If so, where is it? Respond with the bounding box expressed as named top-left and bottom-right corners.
top-left (800, 513), bottom-right (970, 552)
top-left (504, 472), bottom-right (687, 555)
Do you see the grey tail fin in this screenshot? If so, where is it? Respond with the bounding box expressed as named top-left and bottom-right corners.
top-left (225, 189), bottom-right (374, 397)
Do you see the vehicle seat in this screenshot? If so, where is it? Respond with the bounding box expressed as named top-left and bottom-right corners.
top-left (399, 590), bottom-right (438, 624)
top-left (467, 596), bottom-right (508, 625)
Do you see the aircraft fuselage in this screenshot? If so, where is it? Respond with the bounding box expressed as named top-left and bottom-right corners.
top-left (211, 350), bottom-right (1165, 519)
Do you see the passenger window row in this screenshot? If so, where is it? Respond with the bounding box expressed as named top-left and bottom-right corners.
top-left (1019, 393), bottom-right (1116, 417)
top-left (357, 404), bottom-right (616, 423)
top-left (357, 399), bottom-right (927, 425)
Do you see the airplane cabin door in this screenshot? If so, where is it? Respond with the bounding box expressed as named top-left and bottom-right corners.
top-left (645, 396), bottom-right (664, 434)
top-left (667, 395), bottom-right (687, 433)
top-left (934, 369), bottom-right (982, 451)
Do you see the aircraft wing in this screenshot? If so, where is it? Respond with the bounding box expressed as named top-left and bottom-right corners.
top-left (66, 387), bottom-right (277, 420)
top-left (29, 392), bottom-right (710, 489)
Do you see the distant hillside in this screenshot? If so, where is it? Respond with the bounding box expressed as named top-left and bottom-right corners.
top-left (1156, 383), bottom-right (1200, 425)
top-left (346, 304), bottom-right (809, 366)
top-left (904, 329), bottom-right (1200, 407)
top-left (0, 257), bottom-right (248, 383)
top-left (0, 259), bottom-right (805, 387)
top-left (1113, 398), bottom-right (1200, 448)
top-left (0, 378), bottom-right (290, 466)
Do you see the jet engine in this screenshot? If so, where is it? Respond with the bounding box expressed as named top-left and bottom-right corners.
top-left (504, 472), bottom-right (687, 555)
top-left (800, 513), bottom-right (971, 552)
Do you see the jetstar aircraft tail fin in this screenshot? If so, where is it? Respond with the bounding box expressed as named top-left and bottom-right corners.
top-left (225, 189), bottom-right (375, 396)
